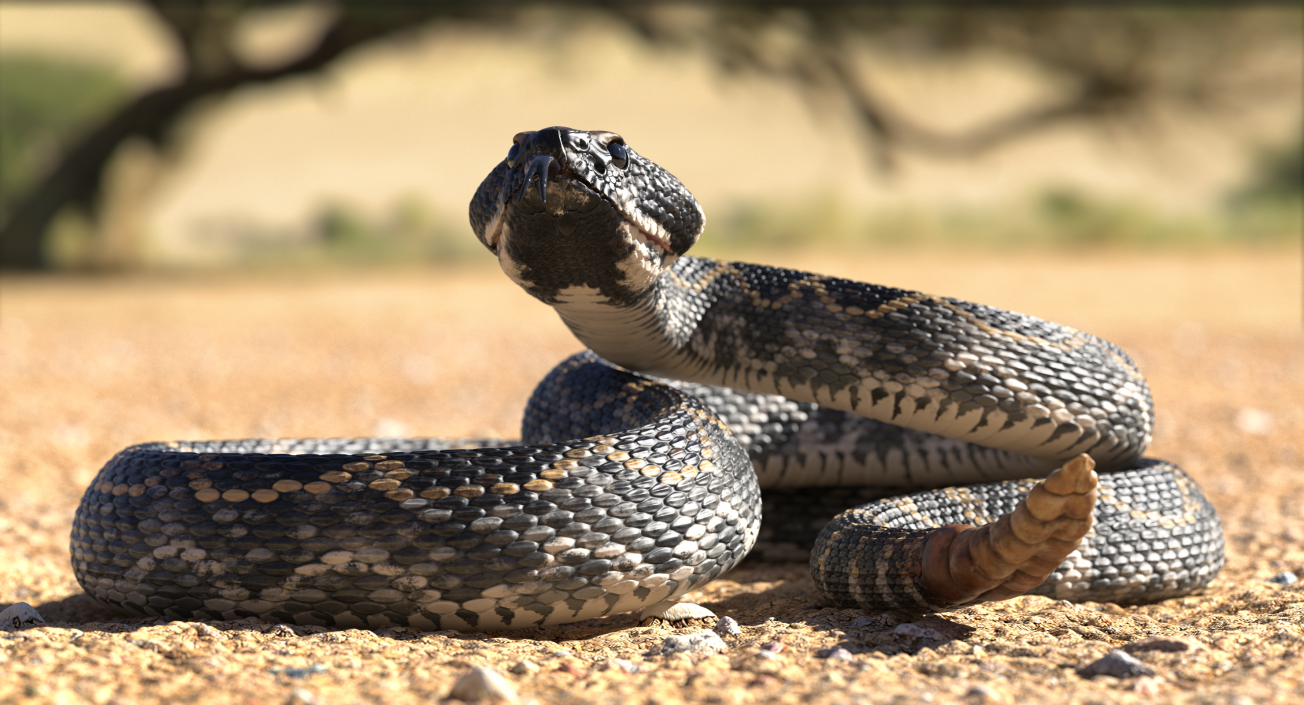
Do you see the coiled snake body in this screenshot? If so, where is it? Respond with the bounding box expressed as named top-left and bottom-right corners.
top-left (72, 128), bottom-right (1224, 630)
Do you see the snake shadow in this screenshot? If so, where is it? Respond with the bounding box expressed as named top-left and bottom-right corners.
top-left (31, 592), bottom-right (159, 634)
top-left (33, 563), bottom-right (973, 651)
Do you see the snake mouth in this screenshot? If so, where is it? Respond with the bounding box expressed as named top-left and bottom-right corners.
top-left (489, 155), bottom-right (673, 258)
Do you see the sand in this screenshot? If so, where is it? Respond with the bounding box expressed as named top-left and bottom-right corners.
top-left (1, 246), bottom-right (1300, 704)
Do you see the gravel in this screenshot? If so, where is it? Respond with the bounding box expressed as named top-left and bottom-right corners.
top-left (2, 252), bottom-right (1301, 704)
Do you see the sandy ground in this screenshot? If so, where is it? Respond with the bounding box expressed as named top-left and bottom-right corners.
top-left (1, 246), bottom-right (1301, 704)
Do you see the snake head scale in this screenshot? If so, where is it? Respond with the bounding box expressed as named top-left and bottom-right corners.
top-left (469, 127), bottom-right (705, 306)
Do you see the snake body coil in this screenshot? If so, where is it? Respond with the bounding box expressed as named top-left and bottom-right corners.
top-left (71, 128), bottom-right (1224, 630)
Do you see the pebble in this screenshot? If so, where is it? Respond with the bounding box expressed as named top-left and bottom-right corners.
top-left (267, 624), bottom-right (298, 638)
top-left (964, 684), bottom-right (1007, 703)
top-left (760, 641), bottom-right (784, 653)
top-left (557, 662), bottom-right (587, 677)
top-left (507, 660), bottom-right (540, 675)
top-left (713, 616), bottom-right (742, 637)
top-left (0, 602), bottom-right (45, 631)
top-left (893, 622), bottom-right (942, 640)
top-left (194, 623), bottom-right (222, 639)
top-left (449, 667), bottom-right (518, 703)
top-left (269, 663), bottom-right (328, 679)
top-left (1268, 571), bottom-right (1298, 586)
top-left (818, 647), bottom-right (854, 661)
top-left (660, 630), bottom-right (730, 656)
top-left (285, 689), bottom-right (317, 705)
top-left (649, 602), bottom-right (717, 621)
top-left (593, 658), bottom-right (638, 674)
top-left (1131, 675), bottom-right (1167, 695)
top-left (847, 617), bottom-right (878, 628)
top-left (1077, 649), bottom-right (1156, 679)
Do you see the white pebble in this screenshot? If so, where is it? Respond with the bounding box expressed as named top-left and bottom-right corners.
top-left (1235, 408), bottom-right (1274, 436)
top-left (507, 660), bottom-right (539, 675)
top-left (593, 658), bottom-right (638, 674)
top-left (660, 630), bottom-right (729, 656)
top-left (449, 667), bottom-right (518, 703)
top-left (0, 602), bottom-right (45, 631)
top-left (713, 616), bottom-right (742, 637)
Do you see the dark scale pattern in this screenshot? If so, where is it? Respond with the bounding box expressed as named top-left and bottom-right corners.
top-left (70, 356), bottom-right (760, 632)
top-left (72, 127), bottom-right (1225, 629)
top-left (635, 256), bottom-right (1156, 474)
top-left (465, 127), bottom-right (1221, 614)
top-left (810, 461), bottom-right (1224, 611)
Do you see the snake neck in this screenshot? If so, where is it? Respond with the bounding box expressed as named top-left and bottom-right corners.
top-left (549, 255), bottom-right (1154, 471)
top-left (549, 255), bottom-right (703, 373)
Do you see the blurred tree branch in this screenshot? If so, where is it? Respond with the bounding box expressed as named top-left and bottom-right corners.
top-left (0, 2), bottom-right (505, 269)
top-left (1, 2), bottom-right (1297, 269)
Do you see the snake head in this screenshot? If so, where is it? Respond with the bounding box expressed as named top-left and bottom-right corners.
top-left (469, 127), bottom-right (704, 306)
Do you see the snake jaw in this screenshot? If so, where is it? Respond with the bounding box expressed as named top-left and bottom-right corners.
top-left (471, 127), bottom-right (696, 306)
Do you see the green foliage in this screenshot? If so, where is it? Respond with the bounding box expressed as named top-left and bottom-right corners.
top-left (194, 197), bottom-right (483, 269)
top-left (0, 53), bottom-right (128, 223)
top-left (692, 186), bottom-right (1298, 258)
top-left (1229, 137), bottom-right (1303, 206)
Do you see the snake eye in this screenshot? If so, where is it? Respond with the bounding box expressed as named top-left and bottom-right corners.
top-left (607, 141), bottom-right (628, 169)
top-left (507, 142), bottom-right (521, 168)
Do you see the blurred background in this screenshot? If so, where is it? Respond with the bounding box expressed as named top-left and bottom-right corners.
top-left (0, 1), bottom-right (1299, 270)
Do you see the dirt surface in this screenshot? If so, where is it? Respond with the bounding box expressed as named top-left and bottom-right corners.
top-left (2, 247), bottom-right (1301, 704)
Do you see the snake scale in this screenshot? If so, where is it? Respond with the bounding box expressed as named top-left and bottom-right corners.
top-left (71, 127), bottom-right (1224, 631)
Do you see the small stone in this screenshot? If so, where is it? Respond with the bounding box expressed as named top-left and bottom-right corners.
top-left (194, 623), bottom-right (222, 639)
top-left (1123, 636), bottom-right (1204, 653)
top-left (557, 662), bottom-right (587, 677)
top-left (507, 660), bottom-right (539, 675)
top-left (818, 647), bottom-right (854, 661)
top-left (284, 689), bottom-right (317, 705)
top-left (847, 617), bottom-right (877, 628)
top-left (1131, 675), bottom-right (1167, 695)
top-left (1268, 571), bottom-right (1298, 586)
top-left (267, 624), bottom-right (297, 638)
top-left (270, 663), bottom-right (328, 679)
top-left (640, 601), bottom-right (716, 623)
top-left (1235, 408), bottom-right (1274, 435)
top-left (1077, 649), bottom-right (1155, 679)
top-left (449, 667), bottom-right (518, 703)
top-left (660, 630), bottom-right (730, 656)
top-left (964, 685), bottom-right (1006, 703)
top-left (713, 616), bottom-right (742, 637)
top-left (593, 658), bottom-right (638, 674)
top-left (0, 602), bottom-right (45, 631)
top-left (893, 622), bottom-right (942, 640)
top-left (760, 641), bottom-right (784, 653)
